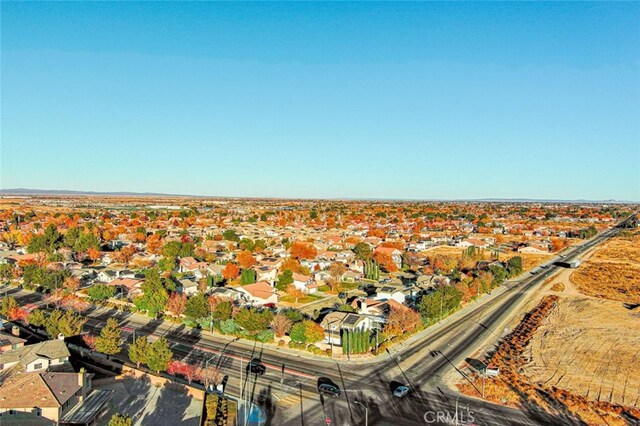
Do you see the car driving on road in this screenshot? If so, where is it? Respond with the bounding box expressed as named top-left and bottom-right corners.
top-left (318, 383), bottom-right (341, 397)
top-left (393, 385), bottom-right (410, 398)
top-left (247, 358), bottom-right (266, 375)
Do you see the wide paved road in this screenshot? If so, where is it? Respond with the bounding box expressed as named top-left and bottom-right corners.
top-left (6, 219), bottom-right (632, 426)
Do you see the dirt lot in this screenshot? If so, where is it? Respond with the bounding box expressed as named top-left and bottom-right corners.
top-left (570, 233), bottom-right (640, 304)
top-left (423, 245), bottom-right (553, 271)
top-left (524, 296), bottom-right (640, 407)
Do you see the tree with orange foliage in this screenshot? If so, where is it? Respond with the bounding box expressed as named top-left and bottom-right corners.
top-left (382, 305), bottom-right (421, 337)
top-left (146, 234), bottom-right (163, 254)
top-left (286, 284), bottom-right (305, 304)
top-left (281, 257), bottom-right (304, 274)
top-left (373, 251), bottom-right (398, 273)
top-left (236, 250), bottom-right (257, 270)
top-left (550, 238), bottom-right (566, 252)
top-left (289, 241), bottom-right (317, 260)
top-left (222, 262), bottom-right (240, 281)
top-left (167, 292), bottom-right (187, 317)
top-left (63, 276), bottom-right (80, 294)
top-left (87, 247), bottom-right (102, 262)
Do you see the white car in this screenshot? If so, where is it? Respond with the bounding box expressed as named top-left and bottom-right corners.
top-left (393, 385), bottom-right (410, 398)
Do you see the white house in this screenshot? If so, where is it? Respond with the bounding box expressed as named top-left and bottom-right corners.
top-left (0, 340), bottom-right (70, 373)
top-left (292, 273), bottom-right (316, 294)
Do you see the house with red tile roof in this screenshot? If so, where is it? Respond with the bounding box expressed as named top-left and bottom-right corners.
top-left (237, 281), bottom-right (278, 306)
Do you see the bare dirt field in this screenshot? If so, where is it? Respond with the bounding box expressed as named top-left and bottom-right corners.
top-left (570, 233), bottom-right (640, 304)
top-left (524, 296), bottom-right (640, 407)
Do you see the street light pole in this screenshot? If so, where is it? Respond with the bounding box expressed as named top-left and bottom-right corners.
top-left (353, 400), bottom-right (368, 426)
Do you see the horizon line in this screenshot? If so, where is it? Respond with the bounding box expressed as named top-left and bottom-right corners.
top-left (1, 187), bottom-right (638, 204)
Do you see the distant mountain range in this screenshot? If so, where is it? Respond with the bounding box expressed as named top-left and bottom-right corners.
top-left (0, 188), bottom-right (637, 204)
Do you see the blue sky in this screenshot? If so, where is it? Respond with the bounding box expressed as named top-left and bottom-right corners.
top-left (2, 2), bottom-right (639, 200)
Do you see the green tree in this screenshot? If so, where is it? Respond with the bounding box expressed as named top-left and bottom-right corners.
top-left (289, 322), bottom-right (307, 343)
top-left (289, 320), bottom-right (324, 344)
top-left (27, 224), bottom-right (62, 254)
top-left (418, 285), bottom-right (463, 322)
top-left (276, 270), bottom-right (294, 291)
top-left (212, 300), bottom-right (233, 321)
top-left (45, 309), bottom-right (86, 338)
top-left (27, 309), bottom-right (47, 327)
top-left (240, 269), bottom-right (256, 285)
top-left (128, 336), bottom-right (149, 368)
top-left (162, 241), bottom-right (195, 258)
top-left (147, 337), bottom-right (172, 374)
top-left (95, 318), bottom-right (122, 355)
top-left (109, 414), bottom-right (133, 426)
top-left (234, 308), bottom-right (273, 335)
top-left (134, 270), bottom-right (169, 317)
top-left (0, 296), bottom-right (18, 317)
top-left (282, 308), bottom-right (304, 324)
top-left (185, 293), bottom-right (209, 321)
top-left (222, 229), bottom-right (240, 242)
top-left (87, 284), bottom-right (116, 301)
top-left (506, 256), bottom-right (523, 278)
top-left (353, 242), bottom-right (373, 260)
top-left (0, 264), bottom-right (13, 281)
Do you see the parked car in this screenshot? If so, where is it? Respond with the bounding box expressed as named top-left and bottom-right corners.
top-left (247, 358), bottom-right (266, 375)
top-left (393, 385), bottom-right (410, 398)
top-left (318, 383), bottom-right (341, 397)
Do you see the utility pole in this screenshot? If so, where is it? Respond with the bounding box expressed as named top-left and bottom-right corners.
top-left (439, 291), bottom-right (444, 322)
top-left (455, 393), bottom-right (461, 426)
top-left (280, 363), bottom-right (284, 399)
top-left (353, 400), bottom-right (368, 426)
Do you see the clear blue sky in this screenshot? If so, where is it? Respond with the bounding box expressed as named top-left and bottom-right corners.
top-left (2, 2), bottom-right (639, 200)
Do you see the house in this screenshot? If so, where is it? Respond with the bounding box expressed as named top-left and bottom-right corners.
top-left (321, 311), bottom-right (375, 347)
top-left (107, 278), bottom-right (143, 299)
top-left (0, 339), bottom-right (70, 372)
top-left (178, 257), bottom-right (209, 274)
top-left (178, 278), bottom-right (200, 296)
top-left (373, 286), bottom-right (407, 304)
top-left (96, 270), bottom-right (117, 283)
top-left (209, 287), bottom-right (248, 303)
top-left (341, 270), bottom-right (361, 283)
top-left (0, 369), bottom-right (99, 424)
top-left (292, 273), bottom-right (316, 294)
top-left (0, 322), bottom-right (26, 352)
top-left (237, 281), bottom-right (278, 306)
top-left (351, 297), bottom-right (408, 318)
top-left (457, 238), bottom-right (490, 249)
top-left (373, 247), bottom-right (403, 269)
top-left (255, 265), bottom-right (278, 285)
top-left (517, 243), bottom-right (549, 254)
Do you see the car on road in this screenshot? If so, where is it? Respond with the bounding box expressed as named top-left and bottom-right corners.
top-left (393, 385), bottom-right (410, 398)
top-left (247, 358), bottom-right (266, 375)
top-left (318, 383), bottom-right (341, 397)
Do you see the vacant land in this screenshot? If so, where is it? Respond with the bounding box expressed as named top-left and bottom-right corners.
top-left (458, 296), bottom-right (640, 425)
top-left (524, 296), bottom-right (640, 408)
top-left (570, 233), bottom-right (640, 304)
top-left (424, 245), bottom-right (553, 271)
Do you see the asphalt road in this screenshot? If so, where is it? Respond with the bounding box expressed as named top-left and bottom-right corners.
top-left (6, 219), bottom-right (633, 426)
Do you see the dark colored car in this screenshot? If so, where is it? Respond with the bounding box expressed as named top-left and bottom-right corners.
top-left (318, 383), bottom-right (341, 397)
top-left (247, 358), bottom-right (266, 375)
